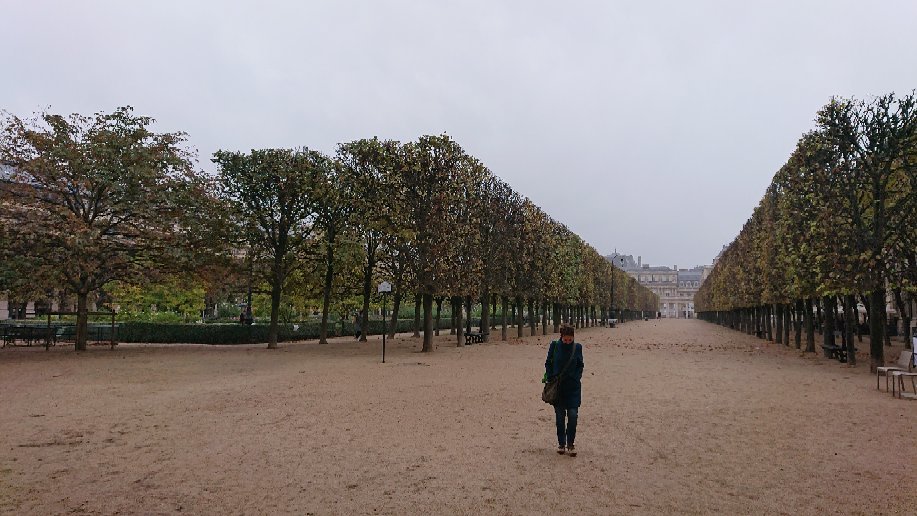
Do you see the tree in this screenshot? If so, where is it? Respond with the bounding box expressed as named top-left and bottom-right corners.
top-left (337, 138), bottom-right (401, 342)
top-left (399, 135), bottom-right (467, 352)
top-left (818, 93), bottom-right (917, 369)
top-left (314, 159), bottom-right (355, 344)
top-left (0, 107), bottom-right (202, 350)
top-left (213, 148), bottom-right (325, 349)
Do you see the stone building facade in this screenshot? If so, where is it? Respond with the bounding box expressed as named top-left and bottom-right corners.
top-left (607, 253), bottom-right (707, 318)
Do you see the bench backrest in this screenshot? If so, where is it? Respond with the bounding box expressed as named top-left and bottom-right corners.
top-left (895, 350), bottom-right (913, 368)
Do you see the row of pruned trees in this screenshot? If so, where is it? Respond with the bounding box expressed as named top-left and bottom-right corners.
top-left (213, 135), bottom-right (657, 350)
top-left (695, 92), bottom-right (917, 370)
top-left (0, 106), bottom-right (656, 351)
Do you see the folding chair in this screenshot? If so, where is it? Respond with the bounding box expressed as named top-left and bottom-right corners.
top-left (877, 350), bottom-right (912, 392)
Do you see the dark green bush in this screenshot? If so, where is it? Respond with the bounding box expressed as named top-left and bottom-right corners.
top-left (118, 322), bottom-right (318, 344)
top-left (113, 318), bottom-right (468, 344)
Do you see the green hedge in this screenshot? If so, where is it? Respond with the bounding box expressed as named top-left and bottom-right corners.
top-left (1, 316), bottom-right (488, 345)
top-left (118, 322), bottom-right (313, 344)
top-left (115, 318), bottom-right (464, 344)
top-left (5, 316), bottom-right (523, 345)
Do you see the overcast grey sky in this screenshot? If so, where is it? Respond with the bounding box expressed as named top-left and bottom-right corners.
top-left (3, 1), bottom-right (916, 268)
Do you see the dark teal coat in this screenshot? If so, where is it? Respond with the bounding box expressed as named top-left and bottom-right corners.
top-left (544, 340), bottom-right (584, 408)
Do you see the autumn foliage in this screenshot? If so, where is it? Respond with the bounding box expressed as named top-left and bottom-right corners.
top-left (2, 107), bottom-right (657, 351)
top-left (695, 93), bottom-right (917, 370)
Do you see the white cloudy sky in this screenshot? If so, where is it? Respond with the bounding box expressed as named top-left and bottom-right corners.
top-left (3, 1), bottom-right (916, 268)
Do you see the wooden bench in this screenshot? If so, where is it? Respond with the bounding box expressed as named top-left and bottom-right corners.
top-left (820, 343), bottom-right (841, 359)
top-left (464, 332), bottom-right (486, 344)
top-left (821, 342), bottom-right (857, 363)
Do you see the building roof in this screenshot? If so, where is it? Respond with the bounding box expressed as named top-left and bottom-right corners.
top-left (605, 253), bottom-right (638, 269)
top-left (678, 271), bottom-right (702, 281)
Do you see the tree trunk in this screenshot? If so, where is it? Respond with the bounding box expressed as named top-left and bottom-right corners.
top-left (516, 296), bottom-right (524, 338)
top-left (868, 288), bottom-right (886, 372)
top-left (814, 297), bottom-right (823, 336)
top-left (528, 299), bottom-right (537, 336)
top-left (75, 290), bottom-right (89, 352)
top-left (775, 304), bottom-right (783, 345)
top-left (492, 296), bottom-right (498, 330)
top-left (794, 300), bottom-right (802, 349)
top-left (844, 294), bottom-right (857, 366)
top-left (756, 307), bottom-right (763, 338)
top-left (413, 293), bottom-right (421, 337)
top-left (541, 300), bottom-right (548, 336)
top-left (783, 303), bottom-right (791, 347)
top-left (455, 295), bottom-right (465, 347)
top-left (317, 238), bottom-right (335, 345)
top-left (804, 298), bottom-right (815, 353)
top-left (823, 295), bottom-right (836, 349)
top-left (435, 297), bottom-right (443, 336)
top-left (480, 292), bottom-right (491, 342)
top-left (422, 293), bottom-right (434, 352)
top-left (501, 296), bottom-right (508, 341)
top-left (388, 292), bottom-right (401, 339)
top-left (466, 296), bottom-right (473, 336)
top-left (359, 251), bottom-right (376, 342)
top-left (450, 297), bottom-right (457, 335)
top-left (553, 302), bottom-right (560, 333)
top-left (895, 290), bottom-right (911, 349)
top-left (270, 282), bottom-right (284, 349)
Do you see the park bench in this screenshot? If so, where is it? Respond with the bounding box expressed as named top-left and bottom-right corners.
top-left (464, 331), bottom-right (486, 344)
top-left (1, 325), bottom-right (49, 347)
top-left (820, 332), bottom-right (856, 363)
top-left (823, 344), bottom-right (857, 363)
top-left (44, 326), bottom-right (77, 349)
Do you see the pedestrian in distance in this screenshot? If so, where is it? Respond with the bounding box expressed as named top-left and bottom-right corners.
top-left (544, 323), bottom-right (584, 456)
top-left (354, 314), bottom-right (362, 340)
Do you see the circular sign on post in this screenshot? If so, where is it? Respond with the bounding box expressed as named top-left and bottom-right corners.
top-left (378, 282), bottom-right (392, 363)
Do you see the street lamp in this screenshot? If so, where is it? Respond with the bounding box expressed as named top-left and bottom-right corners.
top-left (378, 281), bottom-right (392, 363)
top-left (610, 255), bottom-right (625, 327)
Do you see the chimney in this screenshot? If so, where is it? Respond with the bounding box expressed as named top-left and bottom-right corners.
top-left (638, 256), bottom-right (642, 267)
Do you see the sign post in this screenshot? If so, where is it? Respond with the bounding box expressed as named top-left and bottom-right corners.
top-left (378, 282), bottom-right (392, 363)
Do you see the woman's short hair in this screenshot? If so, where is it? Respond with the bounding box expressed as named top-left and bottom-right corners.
top-left (559, 324), bottom-right (574, 337)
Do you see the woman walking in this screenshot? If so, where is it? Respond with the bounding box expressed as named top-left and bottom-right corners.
top-left (544, 324), bottom-right (584, 456)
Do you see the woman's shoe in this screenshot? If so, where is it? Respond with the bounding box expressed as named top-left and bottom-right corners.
top-left (566, 445), bottom-right (576, 457)
top-left (556, 445), bottom-right (566, 455)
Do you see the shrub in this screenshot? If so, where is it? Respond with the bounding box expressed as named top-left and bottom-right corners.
top-left (113, 318), bottom-right (465, 344)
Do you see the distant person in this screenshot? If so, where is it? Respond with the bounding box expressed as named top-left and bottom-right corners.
top-left (354, 314), bottom-right (362, 340)
top-left (543, 324), bottom-right (584, 456)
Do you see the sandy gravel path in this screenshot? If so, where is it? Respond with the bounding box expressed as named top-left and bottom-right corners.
top-left (1, 319), bottom-right (914, 515)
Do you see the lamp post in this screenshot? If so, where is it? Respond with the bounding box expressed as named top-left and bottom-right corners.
top-left (610, 256), bottom-right (625, 327)
top-left (378, 281), bottom-right (392, 363)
